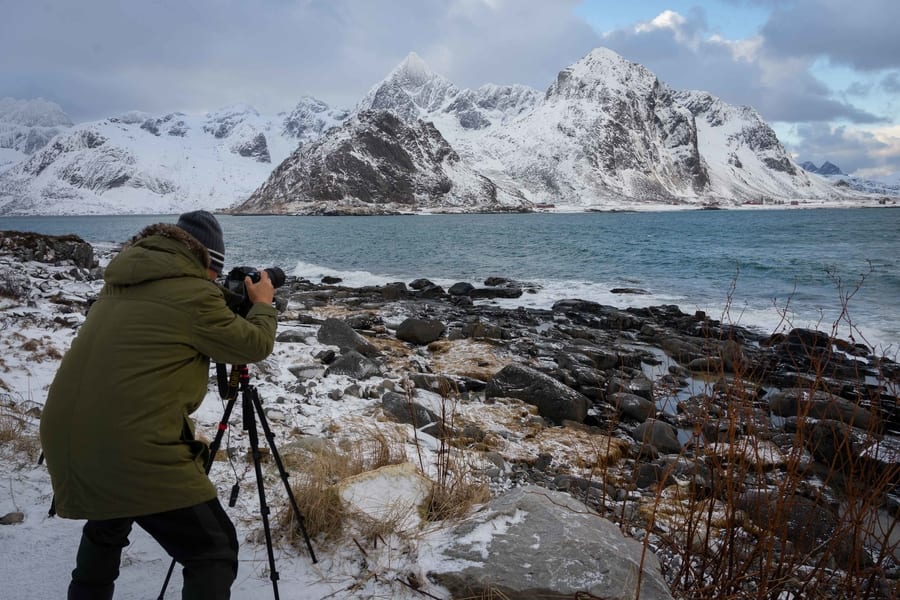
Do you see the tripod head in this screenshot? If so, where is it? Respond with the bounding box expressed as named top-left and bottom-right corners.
top-left (216, 362), bottom-right (250, 400)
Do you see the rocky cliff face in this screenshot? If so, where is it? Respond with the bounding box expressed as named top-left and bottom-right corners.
top-left (233, 110), bottom-right (527, 215)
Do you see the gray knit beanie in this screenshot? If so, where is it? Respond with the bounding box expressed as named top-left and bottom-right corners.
top-left (176, 210), bottom-right (225, 275)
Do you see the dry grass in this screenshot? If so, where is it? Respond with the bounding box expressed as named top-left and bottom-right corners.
top-left (426, 339), bottom-right (511, 381)
top-left (625, 283), bottom-right (900, 600)
top-left (0, 399), bottom-right (41, 458)
top-left (276, 425), bottom-right (410, 546)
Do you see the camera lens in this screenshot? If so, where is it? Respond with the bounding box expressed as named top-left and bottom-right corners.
top-left (265, 267), bottom-right (286, 288)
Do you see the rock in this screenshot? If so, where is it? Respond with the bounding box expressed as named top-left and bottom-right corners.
top-left (0, 231), bottom-right (94, 268)
top-left (448, 282), bottom-right (474, 296)
top-left (276, 329), bottom-right (311, 343)
top-left (316, 318), bottom-right (379, 357)
top-left (288, 364), bottom-right (325, 380)
top-left (610, 287), bottom-right (650, 295)
top-left (687, 356), bottom-right (724, 373)
top-left (632, 419), bottom-right (682, 455)
top-left (409, 278), bottom-right (435, 290)
top-left (460, 320), bottom-right (503, 339)
top-left (611, 392), bottom-right (656, 422)
top-left (381, 282), bottom-right (408, 300)
top-left (428, 486), bottom-right (673, 600)
top-left (0, 512), bottom-right (25, 525)
top-left (382, 391), bottom-right (440, 429)
top-left (320, 275), bottom-right (342, 284)
top-left (607, 375), bottom-right (654, 402)
top-left (768, 388), bottom-right (878, 431)
top-left (324, 350), bottom-right (381, 379)
top-left (470, 286), bottom-right (523, 299)
top-left (738, 489), bottom-right (870, 570)
top-left (415, 284), bottom-right (445, 299)
top-left (485, 363), bottom-right (589, 424)
top-left (396, 318), bottom-right (446, 345)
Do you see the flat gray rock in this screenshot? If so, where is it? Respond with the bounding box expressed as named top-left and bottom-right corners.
top-left (428, 485), bottom-right (674, 600)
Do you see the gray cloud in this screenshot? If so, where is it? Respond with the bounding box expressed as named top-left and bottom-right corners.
top-left (0, 0), bottom-right (895, 178)
top-left (762, 0), bottom-right (900, 71)
top-left (787, 123), bottom-right (900, 176)
top-left (882, 73), bottom-right (900, 93)
top-left (599, 8), bottom-right (884, 124)
top-left (0, 0), bottom-right (596, 121)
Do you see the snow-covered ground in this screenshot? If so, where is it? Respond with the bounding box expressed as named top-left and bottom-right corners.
top-left (0, 247), bottom-right (555, 600)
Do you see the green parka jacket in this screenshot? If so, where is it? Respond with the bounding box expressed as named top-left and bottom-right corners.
top-left (39, 224), bottom-right (278, 520)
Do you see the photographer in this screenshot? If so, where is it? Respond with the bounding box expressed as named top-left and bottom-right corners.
top-left (39, 210), bottom-right (277, 600)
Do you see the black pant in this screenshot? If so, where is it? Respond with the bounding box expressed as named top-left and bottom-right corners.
top-left (68, 498), bottom-right (238, 600)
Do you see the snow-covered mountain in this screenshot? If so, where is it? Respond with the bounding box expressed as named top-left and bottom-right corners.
top-left (0, 98), bottom-right (348, 215)
top-left (0, 98), bottom-right (73, 173)
top-left (800, 160), bottom-right (900, 197)
top-left (801, 160), bottom-right (845, 176)
top-left (233, 110), bottom-right (528, 214)
top-left (349, 49), bottom-right (841, 209)
top-left (0, 47), bottom-right (871, 215)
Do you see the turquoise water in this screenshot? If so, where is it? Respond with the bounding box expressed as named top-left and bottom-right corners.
top-left (2, 208), bottom-right (898, 350)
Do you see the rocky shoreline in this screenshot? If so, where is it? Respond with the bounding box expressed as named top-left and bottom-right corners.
top-left (1, 230), bottom-right (898, 599)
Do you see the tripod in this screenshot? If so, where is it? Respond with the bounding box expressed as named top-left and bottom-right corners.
top-left (158, 363), bottom-right (316, 600)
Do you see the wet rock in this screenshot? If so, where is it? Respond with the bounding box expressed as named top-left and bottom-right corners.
top-left (448, 282), bottom-right (474, 296)
top-left (485, 363), bottom-right (589, 424)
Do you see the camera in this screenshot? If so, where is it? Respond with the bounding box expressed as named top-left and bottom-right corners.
top-left (223, 266), bottom-right (286, 316)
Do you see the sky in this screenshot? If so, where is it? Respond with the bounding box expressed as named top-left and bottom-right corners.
top-left (1, 0), bottom-right (898, 179)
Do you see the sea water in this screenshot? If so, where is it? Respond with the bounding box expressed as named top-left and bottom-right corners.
top-left (2, 208), bottom-right (898, 352)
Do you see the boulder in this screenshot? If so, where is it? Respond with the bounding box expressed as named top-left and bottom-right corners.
top-left (611, 392), bottom-right (656, 422)
top-left (632, 419), bottom-right (682, 455)
top-left (768, 388), bottom-right (878, 431)
top-left (324, 350), bottom-right (381, 379)
top-left (316, 318), bottom-right (379, 357)
top-left (470, 286), bottom-right (523, 299)
top-left (448, 282), bottom-right (475, 296)
top-left (738, 489), bottom-right (870, 570)
top-left (485, 363), bottom-right (589, 424)
top-left (382, 391), bottom-right (440, 429)
top-left (428, 485), bottom-right (674, 600)
top-left (397, 318), bottom-right (446, 345)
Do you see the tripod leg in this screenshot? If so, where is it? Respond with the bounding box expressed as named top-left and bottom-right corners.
top-left (249, 388), bottom-right (318, 563)
top-left (244, 390), bottom-right (282, 600)
top-left (159, 395), bottom-right (238, 600)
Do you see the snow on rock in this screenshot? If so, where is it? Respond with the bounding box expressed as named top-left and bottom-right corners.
top-left (426, 485), bottom-right (675, 600)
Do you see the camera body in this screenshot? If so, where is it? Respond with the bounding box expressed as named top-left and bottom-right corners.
top-left (223, 266), bottom-right (286, 316)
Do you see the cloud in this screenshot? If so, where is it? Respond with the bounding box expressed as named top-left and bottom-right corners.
top-left (598, 7), bottom-right (883, 124)
top-left (0, 0), bottom-right (597, 121)
top-left (762, 0), bottom-right (900, 71)
top-left (882, 73), bottom-right (900, 93)
top-left (786, 123), bottom-right (900, 177)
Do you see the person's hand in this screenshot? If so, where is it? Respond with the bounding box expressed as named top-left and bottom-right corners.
top-left (245, 270), bottom-right (275, 306)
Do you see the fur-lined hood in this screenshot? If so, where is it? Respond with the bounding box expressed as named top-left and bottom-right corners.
top-left (126, 223), bottom-right (211, 272)
top-left (104, 223), bottom-right (212, 286)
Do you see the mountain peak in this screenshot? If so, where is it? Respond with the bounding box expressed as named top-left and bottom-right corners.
top-left (546, 46), bottom-right (659, 102)
top-left (0, 97), bottom-right (73, 128)
top-left (389, 52), bottom-right (437, 86)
